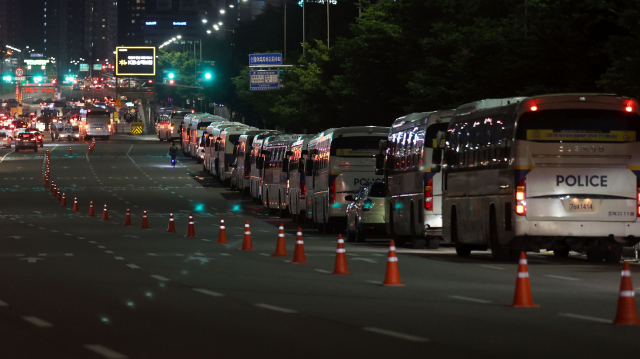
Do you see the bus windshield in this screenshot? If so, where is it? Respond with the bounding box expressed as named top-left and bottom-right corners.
top-left (330, 136), bottom-right (385, 157)
top-left (516, 109), bottom-right (640, 142)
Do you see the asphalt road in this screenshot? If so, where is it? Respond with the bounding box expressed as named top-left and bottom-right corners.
top-left (0, 134), bottom-right (639, 359)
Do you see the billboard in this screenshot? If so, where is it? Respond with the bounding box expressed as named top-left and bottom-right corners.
top-left (115, 47), bottom-right (156, 76)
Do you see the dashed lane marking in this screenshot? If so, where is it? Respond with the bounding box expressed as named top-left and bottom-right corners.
top-left (545, 275), bottom-right (579, 281)
top-left (126, 264), bottom-right (140, 269)
top-left (0, 300), bottom-right (8, 306)
top-left (259, 253), bottom-right (270, 256)
top-left (315, 269), bottom-right (331, 274)
top-left (88, 241), bottom-right (97, 243)
top-left (114, 257), bottom-right (124, 260)
top-left (479, 265), bottom-right (504, 270)
top-left (254, 303), bottom-right (297, 314)
top-left (64, 233), bottom-right (73, 236)
top-left (193, 288), bottom-right (224, 297)
top-left (366, 280), bottom-right (383, 285)
top-left (449, 295), bottom-right (492, 304)
top-left (50, 230), bottom-right (59, 233)
top-left (363, 327), bottom-right (428, 342)
top-left (38, 227), bottom-right (45, 230)
top-left (23, 316), bottom-right (53, 328)
top-left (150, 275), bottom-right (170, 281)
top-left (559, 313), bottom-right (610, 323)
top-left (84, 344), bottom-right (128, 359)
top-left (77, 237), bottom-right (85, 239)
top-left (105, 250), bottom-right (114, 254)
top-left (97, 246), bottom-right (106, 249)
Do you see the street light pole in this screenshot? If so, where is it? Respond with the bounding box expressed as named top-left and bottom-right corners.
top-left (327, 0), bottom-right (330, 49)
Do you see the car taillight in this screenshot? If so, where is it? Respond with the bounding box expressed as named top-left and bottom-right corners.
top-left (516, 177), bottom-right (526, 216)
top-left (299, 180), bottom-right (306, 199)
top-left (424, 178), bottom-right (433, 211)
top-left (329, 179), bottom-right (336, 204)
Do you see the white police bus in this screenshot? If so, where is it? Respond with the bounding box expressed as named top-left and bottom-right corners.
top-left (288, 134), bottom-right (315, 223)
top-left (377, 110), bottom-right (454, 249)
top-left (216, 125), bottom-right (257, 184)
top-left (306, 126), bottom-right (389, 232)
top-left (250, 132), bottom-right (281, 202)
top-left (442, 94), bottom-right (640, 262)
top-left (234, 130), bottom-right (274, 193)
top-left (260, 134), bottom-right (302, 216)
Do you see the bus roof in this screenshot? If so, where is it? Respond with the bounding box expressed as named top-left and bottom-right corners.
top-left (391, 110), bottom-right (455, 131)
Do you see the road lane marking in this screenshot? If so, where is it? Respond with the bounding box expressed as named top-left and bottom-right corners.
top-left (315, 269), bottom-right (331, 274)
top-left (150, 275), bottom-right (170, 281)
top-left (84, 344), bottom-right (128, 359)
top-left (559, 313), bottom-right (610, 323)
top-left (89, 241), bottom-right (97, 243)
top-left (105, 250), bottom-right (114, 254)
top-left (0, 149), bottom-right (15, 163)
top-left (254, 304), bottom-right (297, 314)
top-left (259, 253), bottom-right (270, 256)
top-left (85, 153), bottom-right (89, 162)
top-left (126, 264), bottom-right (140, 269)
top-left (449, 295), bottom-right (492, 304)
top-left (0, 300), bottom-right (8, 306)
top-left (97, 246), bottom-right (106, 249)
top-left (545, 275), bottom-right (579, 281)
top-left (23, 316), bottom-right (53, 327)
top-left (114, 257), bottom-right (124, 260)
top-left (362, 327), bottom-right (428, 342)
top-left (38, 227), bottom-right (46, 229)
top-left (50, 230), bottom-right (59, 233)
top-left (479, 265), bottom-right (504, 270)
top-left (64, 233), bottom-right (73, 236)
top-left (366, 280), bottom-right (383, 285)
top-left (77, 237), bottom-right (85, 239)
top-left (219, 253), bottom-right (231, 256)
top-left (193, 288), bottom-right (224, 297)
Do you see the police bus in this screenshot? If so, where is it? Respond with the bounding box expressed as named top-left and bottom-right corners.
top-left (250, 132), bottom-right (281, 202)
top-left (234, 130), bottom-right (274, 193)
top-left (204, 122), bottom-right (229, 172)
top-left (306, 126), bottom-right (389, 232)
top-left (259, 134), bottom-right (302, 216)
top-left (205, 122), bottom-right (238, 175)
top-left (216, 125), bottom-right (257, 184)
top-left (288, 134), bottom-right (315, 222)
top-left (157, 109), bottom-right (191, 142)
top-left (442, 94), bottom-right (640, 262)
top-left (377, 110), bottom-right (454, 249)
top-left (181, 112), bottom-right (200, 155)
top-left (81, 108), bottom-right (112, 140)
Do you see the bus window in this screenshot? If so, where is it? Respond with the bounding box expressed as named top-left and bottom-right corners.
top-left (331, 136), bottom-right (385, 157)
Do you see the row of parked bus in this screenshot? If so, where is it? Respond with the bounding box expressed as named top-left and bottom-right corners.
top-left (167, 93), bottom-right (640, 263)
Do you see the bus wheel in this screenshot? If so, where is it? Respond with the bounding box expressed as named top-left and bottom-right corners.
top-left (409, 208), bottom-right (426, 249)
top-left (346, 217), bottom-right (356, 242)
top-left (586, 248), bottom-right (605, 262)
top-left (297, 211), bottom-right (306, 224)
top-left (604, 247), bottom-right (622, 263)
top-left (355, 220), bottom-right (366, 242)
top-left (455, 244), bottom-right (472, 257)
top-left (278, 194), bottom-right (285, 218)
top-left (553, 247), bottom-right (570, 258)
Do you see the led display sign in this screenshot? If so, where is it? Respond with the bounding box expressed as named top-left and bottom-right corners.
top-left (115, 47), bottom-right (156, 76)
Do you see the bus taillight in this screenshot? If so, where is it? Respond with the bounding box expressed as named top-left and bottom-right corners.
top-left (329, 179), bottom-right (336, 204)
top-left (299, 180), bottom-right (306, 199)
top-left (424, 178), bottom-right (433, 211)
top-left (516, 177), bottom-right (526, 215)
top-left (286, 179), bottom-right (290, 196)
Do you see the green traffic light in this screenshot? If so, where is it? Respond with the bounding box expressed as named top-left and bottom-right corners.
top-left (34, 76), bottom-right (42, 83)
top-left (205, 73), bottom-right (212, 80)
top-left (168, 72), bottom-right (175, 79)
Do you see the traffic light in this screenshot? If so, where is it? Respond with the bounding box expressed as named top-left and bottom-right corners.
top-left (196, 61), bottom-right (215, 84)
top-left (51, 79), bottom-right (57, 85)
top-left (205, 72), bottom-right (212, 80)
top-left (147, 79), bottom-right (153, 84)
top-left (169, 79), bottom-right (175, 85)
top-left (168, 72), bottom-right (175, 79)
top-left (34, 76), bottom-right (43, 83)
top-left (2, 75), bottom-right (11, 83)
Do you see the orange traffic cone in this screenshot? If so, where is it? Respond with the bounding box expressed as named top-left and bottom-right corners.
top-left (56, 188), bottom-right (62, 201)
top-left (44, 177), bottom-right (50, 188)
top-left (332, 234), bottom-right (351, 274)
top-left (60, 192), bottom-right (67, 207)
top-left (68, 147), bottom-right (72, 155)
top-left (511, 252), bottom-right (539, 307)
top-left (101, 204), bottom-right (109, 220)
top-left (88, 146), bottom-right (92, 154)
top-left (167, 212), bottom-right (176, 232)
top-left (124, 207), bottom-right (132, 225)
top-left (141, 209), bottom-right (149, 228)
top-left (50, 181), bottom-right (56, 195)
top-left (72, 197), bottom-right (79, 212)
top-left (613, 262), bottom-right (640, 325)
top-left (185, 213), bottom-right (196, 237)
top-left (291, 227), bottom-right (307, 263)
top-left (382, 240), bottom-right (405, 286)
top-left (88, 200), bottom-right (95, 216)
top-left (241, 220), bottom-right (254, 250)
top-left (216, 217), bottom-right (228, 244)
top-left (271, 222), bottom-right (289, 257)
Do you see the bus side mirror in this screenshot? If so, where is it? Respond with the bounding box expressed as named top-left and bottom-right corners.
top-left (282, 158), bottom-right (289, 172)
top-left (305, 159), bottom-right (313, 175)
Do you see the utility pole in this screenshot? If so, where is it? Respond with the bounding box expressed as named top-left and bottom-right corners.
top-left (327, 0), bottom-right (330, 49)
top-left (284, 2), bottom-right (287, 61)
top-left (303, 0), bottom-right (306, 56)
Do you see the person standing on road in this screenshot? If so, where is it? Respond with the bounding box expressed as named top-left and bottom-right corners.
top-left (169, 142), bottom-right (179, 158)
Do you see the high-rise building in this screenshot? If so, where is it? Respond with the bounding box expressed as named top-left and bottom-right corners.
top-left (0, 0), bottom-right (25, 50)
top-left (118, 0), bottom-right (154, 46)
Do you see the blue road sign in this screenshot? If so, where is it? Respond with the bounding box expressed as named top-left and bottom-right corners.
top-left (249, 70), bottom-right (280, 91)
top-left (249, 54), bottom-right (283, 66)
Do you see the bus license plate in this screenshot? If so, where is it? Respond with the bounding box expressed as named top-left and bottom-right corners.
top-left (568, 199), bottom-right (594, 212)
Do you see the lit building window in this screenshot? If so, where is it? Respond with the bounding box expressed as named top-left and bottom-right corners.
top-left (132, 19), bottom-right (135, 23)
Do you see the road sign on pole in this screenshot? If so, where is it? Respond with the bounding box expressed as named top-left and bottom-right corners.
top-left (15, 68), bottom-right (24, 77)
top-left (249, 54), bottom-right (283, 66)
top-left (249, 70), bottom-right (280, 91)
top-left (114, 99), bottom-right (122, 112)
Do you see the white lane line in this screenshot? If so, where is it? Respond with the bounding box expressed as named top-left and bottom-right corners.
top-left (254, 303), bottom-right (297, 314)
top-left (22, 316), bottom-right (53, 327)
top-left (366, 280), bottom-right (383, 285)
top-left (0, 300), bottom-right (8, 306)
top-left (38, 227), bottom-right (46, 230)
top-left (85, 153), bottom-right (90, 162)
top-left (125, 144), bottom-right (135, 164)
top-left (150, 275), bottom-right (170, 281)
top-left (64, 233), bottom-right (73, 236)
top-left (0, 149), bottom-right (15, 163)
top-left (77, 237), bottom-right (85, 239)
top-left (105, 250), bottom-right (114, 254)
top-left (89, 241), bottom-right (97, 243)
top-left (315, 269), bottom-right (331, 274)
top-left (126, 264), bottom-right (140, 269)
top-left (363, 327), bottom-right (428, 342)
top-left (545, 275), bottom-right (579, 281)
top-left (219, 253), bottom-right (231, 256)
top-left (449, 295), bottom-right (492, 304)
top-left (193, 288), bottom-right (224, 297)
top-left (50, 230), bottom-right (59, 233)
top-left (114, 257), bottom-right (124, 260)
top-left (84, 344), bottom-right (128, 359)
top-left (259, 253), bottom-right (270, 256)
top-left (28, 224), bottom-right (35, 227)
top-left (97, 246), bottom-right (106, 249)
top-left (559, 313), bottom-right (610, 323)
top-left (479, 265), bottom-right (504, 270)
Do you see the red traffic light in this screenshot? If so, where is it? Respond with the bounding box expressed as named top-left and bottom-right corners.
top-left (169, 79), bottom-right (175, 85)
top-left (51, 79), bottom-right (57, 84)
top-left (148, 79), bottom-right (153, 84)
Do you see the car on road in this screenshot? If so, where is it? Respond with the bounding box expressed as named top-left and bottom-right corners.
top-left (29, 130), bottom-right (44, 147)
top-left (0, 131), bottom-right (12, 148)
top-left (345, 182), bottom-right (387, 242)
top-left (15, 132), bottom-right (38, 152)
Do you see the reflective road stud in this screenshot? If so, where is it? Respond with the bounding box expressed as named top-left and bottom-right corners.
top-left (291, 228), bottom-right (307, 264)
top-left (332, 234), bottom-right (350, 274)
top-left (216, 218), bottom-right (228, 244)
top-left (382, 240), bottom-right (405, 286)
top-left (511, 252), bottom-right (539, 308)
top-left (613, 262), bottom-right (640, 325)
top-left (241, 220), bottom-right (254, 250)
top-left (271, 222), bottom-right (289, 257)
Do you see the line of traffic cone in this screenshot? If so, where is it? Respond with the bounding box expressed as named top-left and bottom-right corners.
top-left (185, 213), bottom-right (196, 237)
top-left (291, 227), bottom-right (307, 263)
top-left (241, 220), bottom-right (253, 250)
top-left (124, 207), bottom-right (132, 225)
top-left (167, 212), bottom-right (176, 232)
top-left (613, 262), bottom-right (640, 325)
top-left (332, 234), bottom-right (350, 274)
top-left (60, 192), bottom-right (66, 207)
top-left (511, 252), bottom-right (539, 307)
top-left (72, 197), bottom-right (79, 212)
top-left (101, 204), bottom-right (109, 220)
top-left (382, 240), bottom-right (405, 286)
top-left (271, 222), bottom-right (288, 257)
top-left (216, 217), bottom-right (228, 244)
top-left (56, 188), bottom-right (62, 202)
top-left (141, 209), bottom-right (149, 228)
top-left (88, 200), bottom-right (95, 216)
